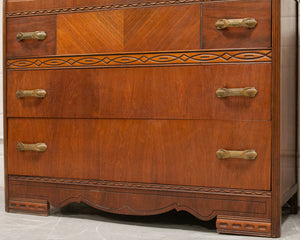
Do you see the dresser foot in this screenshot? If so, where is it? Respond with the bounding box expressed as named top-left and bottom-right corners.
top-left (8, 198), bottom-right (49, 216)
top-left (287, 192), bottom-right (298, 214)
top-left (216, 215), bottom-right (271, 237)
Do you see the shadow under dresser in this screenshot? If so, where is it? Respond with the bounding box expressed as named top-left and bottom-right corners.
top-left (3, 0), bottom-right (299, 237)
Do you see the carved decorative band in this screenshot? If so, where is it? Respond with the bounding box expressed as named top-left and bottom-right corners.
top-left (7, 50), bottom-right (272, 70)
top-left (6, 0), bottom-right (216, 18)
top-left (9, 175), bottom-right (271, 197)
top-left (217, 215), bottom-right (271, 237)
top-left (8, 198), bottom-right (49, 216)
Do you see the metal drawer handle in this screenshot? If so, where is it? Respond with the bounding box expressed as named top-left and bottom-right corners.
top-left (216, 87), bottom-right (258, 98)
top-left (16, 31), bottom-right (47, 41)
top-left (16, 89), bottom-right (47, 99)
top-left (216, 149), bottom-right (257, 160)
top-left (215, 18), bottom-right (257, 30)
top-left (17, 142), bottom-right (47, 152)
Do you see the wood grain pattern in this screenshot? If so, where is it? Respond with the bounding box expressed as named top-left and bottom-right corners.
top-left (8, 178), bottom-right (272, 221)
top-left (7, 64), bottom-right (272, 120)
top-left (202, 0), bottom-right (271, 49)
top-left (8, 118), bottom-right (271, 190)
top-left (57, 11), bottom-right (123, 55)
top-left (7, 50), bottom-right (272, 69)
top-left (6, 15), bottom-right (56, 58)
top-left (56, 5), bottom-right (201, 54)
top-left (123, 5), bottom-right (200, 52)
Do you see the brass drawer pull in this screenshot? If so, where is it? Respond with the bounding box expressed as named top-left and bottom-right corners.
top-left (16, 89), bottom-right (47, 99)
top-left (216, 87), bottom-right (258, 98)
top-left (216, 149), bottom-right (257, 160)
top-left (215, 18), bottom-right (257, 30)
top-left (16, 31), bottom-right (47, 41)
top-left (17, 142), bottom-right (47, 152)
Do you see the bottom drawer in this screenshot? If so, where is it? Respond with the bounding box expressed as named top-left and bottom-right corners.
top-left (7, 119), bottom-right (271, 190)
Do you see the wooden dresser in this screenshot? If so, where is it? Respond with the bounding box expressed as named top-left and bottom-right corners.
top-left (3, 0), bottom-right (298, 237)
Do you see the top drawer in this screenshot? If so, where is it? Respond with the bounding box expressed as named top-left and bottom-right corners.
top-left (6, 15), bottom-right (56, 58)
top-left (6, 0), bottom-right (271, 58)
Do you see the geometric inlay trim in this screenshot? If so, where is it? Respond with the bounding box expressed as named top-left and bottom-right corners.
top-left (7, 50), bottom-right (272, 70)
top-left (217, 215), bottom-right (272, 237)
top-left (9, 198), bottom-right (48, 213)
top-left (9, 175), bottom-right (272, 197)
top-left (7, 0), bottom-right (218, 18)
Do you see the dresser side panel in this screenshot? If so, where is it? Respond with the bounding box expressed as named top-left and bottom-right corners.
top-left (280, 0), bottom-right (298, 204)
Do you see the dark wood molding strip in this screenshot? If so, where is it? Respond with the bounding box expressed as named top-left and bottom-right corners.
top-left (5, 0), bottom-right (226, 18)
top-left (270, 0), bottom-right (281, 237)
top-left (7, 50), bottom-right (272, 70)
top-left (9, 175), bottom-right (272, 197)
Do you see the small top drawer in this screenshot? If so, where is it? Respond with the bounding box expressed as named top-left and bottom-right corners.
top-left (7, 16), bottom-right (56, 58)
top-left (202, 0), bottom-right (271, 49)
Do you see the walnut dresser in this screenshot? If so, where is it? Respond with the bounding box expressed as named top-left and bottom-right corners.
top-left (3, 0), bottom-right (298, 237)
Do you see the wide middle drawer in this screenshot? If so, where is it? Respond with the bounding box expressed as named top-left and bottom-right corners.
top-left (7, 64), bottom-right (271, 120)
top-left (8, 118), bottom-right (271, 190)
